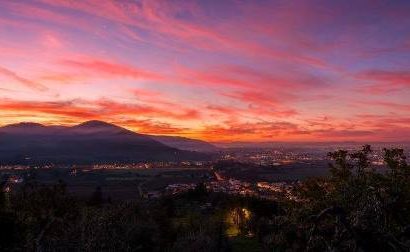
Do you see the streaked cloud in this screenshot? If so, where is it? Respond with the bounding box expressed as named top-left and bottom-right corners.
top-left (0, 66), bottom-right (47, 91)
top-left (0, 0), bottom-right (409, 141)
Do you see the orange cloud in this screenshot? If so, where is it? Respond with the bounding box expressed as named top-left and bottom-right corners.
top-left (0, 98), bottom-right (201, 122)
top-left (1, 0), bottom-right (409, 142)
top-left (197, 121), bottom-right (306, 141)
top-left (118, 119), bottom-right (189, 135)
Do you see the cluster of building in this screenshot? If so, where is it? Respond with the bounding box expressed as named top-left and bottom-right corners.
top-left (165, 183), bottom-right (197, 195)
top-left (221, 149), bottom-right (324, 166)
top-left (163, 172), bottom-right (299, 200)
top-left (220, 147), bottom-right (406, 167)
top-left (163, 178), bottom-right (300, 201)
top-left (256, 181), bottom-right (298, 200)
top-left (0, 165), bottom-right (55, 170)
top-left (206, 179), bottom-right (255, 196)
top-left (2, 175), bottom-right (24, 193)
top-left (90, 161), bottom-right (211, 170)
top-left (1, 161), bottom-right (212, 173)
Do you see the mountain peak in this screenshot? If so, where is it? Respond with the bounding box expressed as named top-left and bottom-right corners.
top-left (70, 120), bottom-right (128, 134)
top-left (0, 122), bottom-right (59, 135)
top-left (2, 122), bottom-right (45, 129)
top-left (76, 120), bottom-right (118, 128)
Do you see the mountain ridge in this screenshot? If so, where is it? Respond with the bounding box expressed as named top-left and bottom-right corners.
top-left (0, 120), bottom-right (215, 164)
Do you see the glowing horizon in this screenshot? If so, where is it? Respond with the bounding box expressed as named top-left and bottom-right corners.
top-left (0, 0), bottom-right (409, 142)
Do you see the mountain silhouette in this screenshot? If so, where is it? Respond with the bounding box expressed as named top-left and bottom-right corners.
top-left (151, 135), bottom-right (218, 153)
top-left (0, 121), bottom-right (213, 165)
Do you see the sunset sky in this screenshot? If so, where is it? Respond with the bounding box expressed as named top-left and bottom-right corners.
top-left (0, 0), bottom-right (409, 142)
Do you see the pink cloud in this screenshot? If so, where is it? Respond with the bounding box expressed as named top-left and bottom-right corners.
top-left (355, 100), bottom-right (410, 112)
top-left (357, 70), bottom-right (410, 93)
top-left (0, 66), bottom-right (47, 91)
top-left (20, 0), bottom-right (332, 68)
top-left (0, 0), bottom-right (409, 142)
top-left (61, 58), bottom-right (163, 81)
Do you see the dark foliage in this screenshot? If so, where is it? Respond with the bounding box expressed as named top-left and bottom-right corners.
top-left (264, 145), bottom-right (410, 251)
top-left (0, 146), bottom-right (409, 251)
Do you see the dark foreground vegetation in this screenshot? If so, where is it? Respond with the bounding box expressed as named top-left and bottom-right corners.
top-left (1, 145), bottom-right (409, 251)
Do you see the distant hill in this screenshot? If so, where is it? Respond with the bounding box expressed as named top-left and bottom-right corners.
top-left (0, 120), bottom-right (212, 165)
top-left (151, 135), bottom-right (218, 153)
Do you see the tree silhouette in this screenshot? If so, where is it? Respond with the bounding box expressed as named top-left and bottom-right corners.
top-left (88, 186), bottom-right (103, 207)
